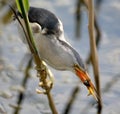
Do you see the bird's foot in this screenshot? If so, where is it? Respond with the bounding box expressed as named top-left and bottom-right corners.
top-left (35, 61), bottom-right (54, 94)
top-left (36, 80), bottom-right (53, 94)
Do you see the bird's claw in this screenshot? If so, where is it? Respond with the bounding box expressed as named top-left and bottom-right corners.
top-left (36, 88), bottom-right (46, 94)
top-left (35, 61), bottom-right (54, 94)
top-left (36, 80), bottom-right (53, 94)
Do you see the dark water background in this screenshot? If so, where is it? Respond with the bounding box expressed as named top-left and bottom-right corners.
top-left (0, 0), bottom-right (120, 114)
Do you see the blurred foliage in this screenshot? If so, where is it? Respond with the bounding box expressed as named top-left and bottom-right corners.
top-left (0, 0), bottom-right (16, 24)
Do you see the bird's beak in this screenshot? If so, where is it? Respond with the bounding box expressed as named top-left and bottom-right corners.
top-left (74, 66), bottom-right (99, 101)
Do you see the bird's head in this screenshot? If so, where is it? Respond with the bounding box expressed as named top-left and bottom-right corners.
top-left (74, 64), bottom-right (99, 101)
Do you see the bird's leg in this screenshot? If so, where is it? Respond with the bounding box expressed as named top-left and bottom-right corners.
top-left (35, 61), bottom-right (54, 94)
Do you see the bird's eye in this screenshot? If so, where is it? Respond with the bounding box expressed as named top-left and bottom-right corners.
top-left (83, 80), bottom-right (90, 87)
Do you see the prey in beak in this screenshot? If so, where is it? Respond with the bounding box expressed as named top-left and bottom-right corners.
top-left (74, 65), bottom-right (99, 101)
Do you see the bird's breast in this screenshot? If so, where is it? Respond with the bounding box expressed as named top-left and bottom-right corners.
top-left (34, 34), bottom-right (75, 71)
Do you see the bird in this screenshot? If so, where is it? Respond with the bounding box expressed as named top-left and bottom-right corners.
top-left (16, 6), bottom-right (99, 101)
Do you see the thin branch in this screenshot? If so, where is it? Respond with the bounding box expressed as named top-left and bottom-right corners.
top-left (75, 0), bottom-right (82, 38)
top-left (9, 5), bottom-right (28, 41)
top-left (63, 85), bottom-right (80, 114)
top-left (86, 13), bottom-right (101, 65)
top-left (87, 0), bottom-right (102, 114)
top-left (13, 56), bottom-right (32, 114)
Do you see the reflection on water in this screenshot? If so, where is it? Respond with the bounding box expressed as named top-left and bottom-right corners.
top-left (0, 0), bottom-right (120, 114)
